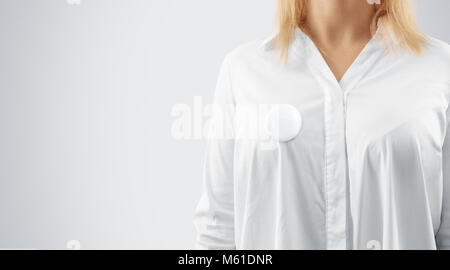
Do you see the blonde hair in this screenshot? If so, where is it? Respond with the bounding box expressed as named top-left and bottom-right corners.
top-left (276, 0), bottom-right (427, 59)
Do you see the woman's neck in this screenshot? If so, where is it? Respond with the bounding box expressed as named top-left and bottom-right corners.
top-left (304, 0), bottom-right (377, 46)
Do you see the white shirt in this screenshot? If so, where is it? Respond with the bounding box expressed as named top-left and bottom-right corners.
top-left (193, 27), bottom-right (450, 250)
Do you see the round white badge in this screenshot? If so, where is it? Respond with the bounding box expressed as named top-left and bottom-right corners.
top-left (265, 104), bottom-right (302, 142)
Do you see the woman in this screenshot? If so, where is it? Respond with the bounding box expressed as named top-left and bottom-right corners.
top-left (193, 0), bottom-right (450, 249)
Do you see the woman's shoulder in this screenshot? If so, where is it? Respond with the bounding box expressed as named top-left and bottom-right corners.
top-left (422, 36), bottom-right (450, 66)
top-left (426, 36), bottom-right (450, 52)
top-left (411, 36), bottom-right (450, 83)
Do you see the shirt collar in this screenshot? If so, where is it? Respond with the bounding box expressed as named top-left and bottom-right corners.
top-left (258, 31), bottom-right (278, 51)
top-left (259, 26), bottom-right (384, 61)
top-left (259, 26), bottom-right (386, 92)
top-left (258, 27), bottom-right (314, 61)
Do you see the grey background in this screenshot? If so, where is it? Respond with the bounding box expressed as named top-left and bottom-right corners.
top-left (0, 0), bottom-right (448, 249)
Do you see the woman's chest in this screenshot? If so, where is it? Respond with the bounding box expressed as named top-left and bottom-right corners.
top-left (232, 69), bottom-right (450, 159)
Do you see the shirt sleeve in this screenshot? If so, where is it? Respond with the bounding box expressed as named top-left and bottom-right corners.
top-left (437, 101), bottom-right (450, 250)
top-left (193, 55), bottom-right (236, 250)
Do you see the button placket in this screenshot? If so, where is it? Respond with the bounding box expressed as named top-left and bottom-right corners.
top-left (307, 65), bottom-right (348, 249)
top-left (306, 52), bottom-right (349, 250)
top-left (324, 86), bottom-right (348, 250)
top-left (297, 27), bottom-right (384, 249)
